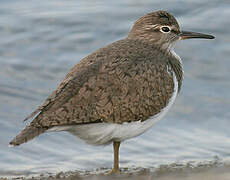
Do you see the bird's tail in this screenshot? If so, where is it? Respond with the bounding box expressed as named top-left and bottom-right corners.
top-left (9, 125), bottom-right (46, 147)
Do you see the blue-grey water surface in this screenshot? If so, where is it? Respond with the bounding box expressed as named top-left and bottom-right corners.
top-left (0, 0), bottom-right (230, 178)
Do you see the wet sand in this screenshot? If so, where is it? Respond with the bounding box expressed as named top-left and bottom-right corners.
top-left (2, 161), bottom-right (230, 180)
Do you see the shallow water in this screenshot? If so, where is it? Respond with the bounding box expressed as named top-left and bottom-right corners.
top-left (0, 0), bottom-right (230, 178)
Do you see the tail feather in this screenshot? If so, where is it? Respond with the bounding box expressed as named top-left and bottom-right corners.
top-left (9, 125), bottom-right (46, 147)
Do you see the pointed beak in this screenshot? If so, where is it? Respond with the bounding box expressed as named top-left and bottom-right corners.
top-left (179, 31), bottom-right (215, 40)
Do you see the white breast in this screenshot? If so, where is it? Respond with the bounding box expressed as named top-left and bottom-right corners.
top-left (48, 72), bottom-right (179, 146)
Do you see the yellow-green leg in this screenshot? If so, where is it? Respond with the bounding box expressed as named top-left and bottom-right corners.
top-left (109, 141), bottom-right (121, 174)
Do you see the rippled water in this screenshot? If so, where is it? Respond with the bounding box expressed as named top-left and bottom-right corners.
top-left (0, 0), bottom-right (230, 178)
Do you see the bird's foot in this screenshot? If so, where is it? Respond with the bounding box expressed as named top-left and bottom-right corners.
top-left (107, 168), bottom-right (120, 175)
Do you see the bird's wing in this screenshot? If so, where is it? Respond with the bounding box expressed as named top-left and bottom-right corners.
top-left (24, 39), bottom-right (176, 129)
top-left (23, 57), bottom-right (93, 122)
top-left (27, 40), bottom-right (176, 128)
top-left (23, 48), bottom-right (104, 122)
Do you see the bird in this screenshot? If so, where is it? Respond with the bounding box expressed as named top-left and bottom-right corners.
top-left (9, 10), bottom-right (214, 174)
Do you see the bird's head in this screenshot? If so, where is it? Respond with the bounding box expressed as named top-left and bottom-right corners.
top-left (128, 10), bottom-right (215, 50)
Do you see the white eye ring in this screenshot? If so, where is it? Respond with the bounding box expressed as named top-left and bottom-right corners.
top-left (160, 26), bottom-right (171, 33)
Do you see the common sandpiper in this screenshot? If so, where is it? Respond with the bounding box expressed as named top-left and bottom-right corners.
top-left (10, 10), bottom-right (215, 174)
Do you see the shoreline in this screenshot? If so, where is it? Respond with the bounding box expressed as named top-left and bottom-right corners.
top-left (2, 161), bottom-right (230, 180)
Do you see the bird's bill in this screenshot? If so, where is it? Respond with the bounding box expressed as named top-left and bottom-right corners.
top-left (179, 31), bottom-right (215, 40)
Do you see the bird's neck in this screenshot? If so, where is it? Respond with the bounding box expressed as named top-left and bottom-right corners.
top-left (158, 41), bottom-right (184, 93)
top-left (168, 48), bottom-right (183, 93)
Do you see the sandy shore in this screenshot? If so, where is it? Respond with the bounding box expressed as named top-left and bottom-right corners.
top-left (2, 161), bottom-right (230, 180)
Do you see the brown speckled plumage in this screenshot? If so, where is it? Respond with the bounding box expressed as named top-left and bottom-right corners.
top-left (10, 10), bottom-right (183, 146)
top-left (37, 39), bottom-right (181, 126)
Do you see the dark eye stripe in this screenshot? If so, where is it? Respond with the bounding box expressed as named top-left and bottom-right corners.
top-left (171, 29), bottom-right (180, 34)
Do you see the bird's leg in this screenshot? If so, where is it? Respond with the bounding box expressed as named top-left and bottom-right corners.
top-left (113, 141), bottom-right (120, 172)
top-left (109, 141), bottom-right (121, 174)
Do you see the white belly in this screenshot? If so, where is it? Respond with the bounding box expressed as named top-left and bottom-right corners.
top-left (48, 72), bottom-right (178, 145)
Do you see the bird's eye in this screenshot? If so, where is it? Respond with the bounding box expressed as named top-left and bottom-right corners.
top-left (161, 26), bottom-right (171, 33)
